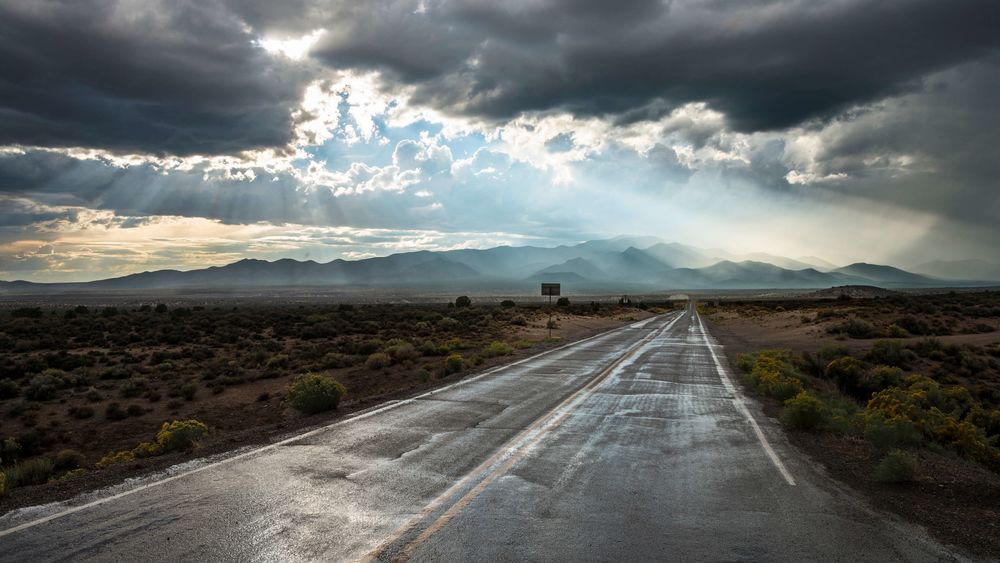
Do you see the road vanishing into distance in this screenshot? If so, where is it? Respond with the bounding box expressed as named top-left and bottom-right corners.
top-left (0, 303), bottom-right (959, 561)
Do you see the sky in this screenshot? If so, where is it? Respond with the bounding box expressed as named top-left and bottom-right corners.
top-left (0, 0), bottom-right (998, 282)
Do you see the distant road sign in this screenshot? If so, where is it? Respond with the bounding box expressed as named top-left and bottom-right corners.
top-left (541, 283), bottom-right (561, 296)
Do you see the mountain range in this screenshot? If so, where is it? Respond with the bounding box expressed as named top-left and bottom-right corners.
top-left (2, 236), bottom-right (998, 293)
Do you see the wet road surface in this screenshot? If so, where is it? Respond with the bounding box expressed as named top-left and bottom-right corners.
top-left (1, 304), bottom-right (959, 561)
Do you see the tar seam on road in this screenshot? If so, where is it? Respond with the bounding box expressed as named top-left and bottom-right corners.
top-left (0, 315), bottom-right (661, 540)
top-left (364, 313), bottom-right (684, 562)
top-left (694, 310), bottom-right (797, 486)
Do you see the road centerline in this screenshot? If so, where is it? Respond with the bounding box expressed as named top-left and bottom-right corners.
top-left (365, 313), bottom-right (684, 562)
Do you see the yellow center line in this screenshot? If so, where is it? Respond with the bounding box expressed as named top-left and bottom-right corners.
top-left (364, 312), bottom-right (683, 562)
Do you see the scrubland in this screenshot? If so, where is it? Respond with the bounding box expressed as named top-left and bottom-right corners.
top-left (703, 291), bottom-right (1000, 556)
top-left (0, 297), bottom-right (659, 509)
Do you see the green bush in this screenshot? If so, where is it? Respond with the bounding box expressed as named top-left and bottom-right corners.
top-left (386, 343), bottom-right (420, 364)
top-left (828, 319), bottom-right (879, 339)
top-left (455, 296), bottom-right (472, 308)
top-left (0, 380), bottom-right (18, 400)
top-left (365, 352), bottom-right (391, 370)
top-left (556, 297), bottom-right (570, 307)
top-left (825, 356), bottom-right (865, 396)
top-left (860, 365), bottom-right (904, 396)
top-left (863, 414), bottom-right (923, 451)
top-left (500, 300), bottom-right (516, 308)
top-left (321, 352), bottom-right (353, 369)
top-left (875, 449), bottom-right (918, 483)
top-left (445, 354), bottom-right (464, 374)
top-left (4, 457), bottom-right (55, 488)
top-left (866, 339), bottom-right (913, 369)
top-left (23, 370), bottom-right (63, 401)
top-left (265, 354), bottom-right (290, 370)
top-left (155, 419), bottom-right (210, 452)
top-left (482, 341), bottom-right (514, 358)
top-left (286, 373), bottom-right (346, 414)
top-left (782, 392), bottom-right (826, 430)
top-left (53, 449), bottom-right (86, 471)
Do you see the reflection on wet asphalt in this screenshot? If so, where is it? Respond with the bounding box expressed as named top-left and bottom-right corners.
top-left (0, 304), bottom-right (958, 562)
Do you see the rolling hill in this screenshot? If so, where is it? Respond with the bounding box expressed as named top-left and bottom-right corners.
top-left (1, 236), bottom-right (993, 293)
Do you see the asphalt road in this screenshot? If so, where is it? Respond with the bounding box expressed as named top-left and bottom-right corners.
top-left (0, 303), bottom-right (959, 561)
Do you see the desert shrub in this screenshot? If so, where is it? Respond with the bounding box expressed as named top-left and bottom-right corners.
top-left (860, 365), bottom-right (904, 396)
top-left (156, 419), bottom-right (210, 452)
top-left (511, 315), bottom-right (527, 327)
top-left (500, 300), bottom-right (516, 308)
top-left (437, 317), bottom-right (459, 330)
top-left (95, 450), bottom-right (134, 469)
top-left (53, 449), bottom-right (86, 471)
top-left (455, 296), bottom-right (472, 308)
top-left (68, 405), bottom-right (94, 419)
top-left (418, 369), bottom-right (432, 383)
top-left (11, 307), bottom-right (43, 319)
top-left (875, 450), bottom-right (918, 483)
top-left (119, 376), bottom-right (149, 398)
top-left (23, 370), bottom-right (63, 401)
top-left (866, 339), bottom-right (914, 369)
top-left (885, 324), bottom-right (910, 338)
top-left (321, 352), bottom-right (353, 369)
top-left (418, 341), bottom-right (450, 356)
top-left (265, 354), bottom-right (290, 370)
top-left (482, 341), bottom-right (514, 358)
top-left (865, 376), bottom-right (1000, 467)
top-left (894, 316), bottom-right (931, 336)
top-left (0, 471), bottom-right (5, 496)
top-left (782, 392), bottom-right (826, 430)
top-left (181, 382), bottom-right (197, 401)
top-left (546, 319), bottom-right (559, 330)
top-left (863, 413), bottom-right (923, 450)
top-left (556, 297), bottom-right (570, 307)
top-left (4, 457), bottom-right (54, 488)
top-left (445, 354), bottom-right (464, 374)
top-left (386, 343), bottom-right (420, 364)
top-left (286, 373), bottom-right (346, 414)
top-left (825, 356), bottom-right (865, 396)
top-left (105, 402), bottom-right (128, 421)
top-left (0, 380), bottom-right (19, 400)
top-left (85, 388), bottom-right (102, 402)
top-left (828, 319), bottom-right (879, 339)
top-left (126, 404), bottom-right (146, 417)
top-left (365, 352), bottom-right (391, 370)
top-left (742, 350), bottom-right (803, 401)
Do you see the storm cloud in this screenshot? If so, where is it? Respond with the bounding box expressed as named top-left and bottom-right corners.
top-left (0, 0), bottom-right (998, 281)
top-left (0, 0), bottom-right (308, 155)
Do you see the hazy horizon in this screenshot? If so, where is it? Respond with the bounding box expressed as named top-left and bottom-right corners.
top-left (1, 1), bottom-right (998, 283)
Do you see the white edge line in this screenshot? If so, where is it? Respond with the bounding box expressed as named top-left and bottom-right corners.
top-left (0, 311), bottom-right (676, 539)
top-left (695, 311), bottom-right (797, 486)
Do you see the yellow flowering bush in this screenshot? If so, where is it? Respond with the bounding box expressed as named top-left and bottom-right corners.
top-left (740, 350), bottom-right (804, 401)
top-left (96, 419), bottom-right (210, 469)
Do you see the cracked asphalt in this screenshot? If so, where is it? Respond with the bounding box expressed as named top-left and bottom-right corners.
top-left (0, 303), bottom-right (960, 561)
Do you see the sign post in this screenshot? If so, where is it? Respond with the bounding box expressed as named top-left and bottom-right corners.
top-left (541, 283), bottom-right (561, 338)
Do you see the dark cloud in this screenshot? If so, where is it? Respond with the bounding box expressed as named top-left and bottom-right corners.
top-left (314, 0), bottom-right (1000, 131)
top-left (0, 0), bottom-right (307, 155)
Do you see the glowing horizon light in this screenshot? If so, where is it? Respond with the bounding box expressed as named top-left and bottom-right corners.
top-left (258, 29), bottom-right (326, 61)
